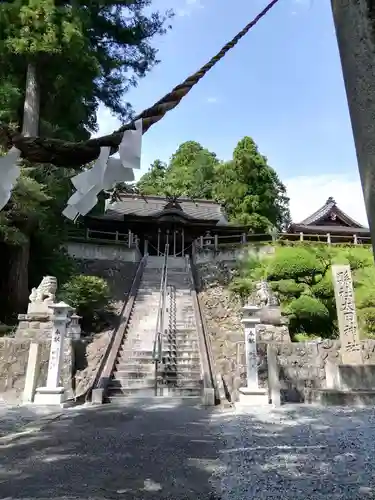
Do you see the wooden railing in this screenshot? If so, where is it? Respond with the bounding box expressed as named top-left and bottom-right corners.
top-left (194, 232), bottom-right (372, 251)
top-left (90, 256), bottom-right (147, 403)
top-left (68, 227), bottom-right (139, 248)
top-left (187, 256), bottom-right (221, 404)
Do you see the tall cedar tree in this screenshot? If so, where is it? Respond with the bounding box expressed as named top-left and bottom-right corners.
top-left (0, 0), bottom-right (172, 317)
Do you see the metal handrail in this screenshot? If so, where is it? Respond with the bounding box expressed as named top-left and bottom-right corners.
top-left (153, 243), bottom-right (169, 365)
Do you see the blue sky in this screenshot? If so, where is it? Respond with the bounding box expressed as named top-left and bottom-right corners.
top-left (96, 0), bottom-right (367, 225)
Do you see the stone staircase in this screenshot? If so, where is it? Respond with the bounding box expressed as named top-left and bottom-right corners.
top-left (107, 256), bottom-right (202, 402)
top-left (159, 261), bottom-right (202, 397)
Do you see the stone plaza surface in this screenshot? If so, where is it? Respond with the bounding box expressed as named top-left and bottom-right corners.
top-left (0, 400), bottom-right (62, 438)
top-left (214, 405), bottom-right (375, 499)
top-left (1, 400), bottom-right (375, 498)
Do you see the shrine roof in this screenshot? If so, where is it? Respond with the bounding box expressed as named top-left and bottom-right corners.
top-left (99, 194), bottom-right (228, 223)
top-left (293, 197), bottom-right (368, 229)
top-left (289, 224), bottom-right (370, 235)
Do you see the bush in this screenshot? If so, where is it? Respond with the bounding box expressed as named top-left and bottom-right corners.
top-left (285, 295), bottom-right (332, 336)
top-left (271, 279), bottom-right (305, 298)
top-left (59, 275), bottom-right (112, 331)
top-left (228, 277), bottom-right (254, 302)
top-left (267, 247), bottom-right (326, 282)
top-left (358, 307), bottom-right (375, 337)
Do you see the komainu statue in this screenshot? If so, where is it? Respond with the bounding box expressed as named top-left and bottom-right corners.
top-left (254, 280), bottom-right (279, 308)
top-left (27, 276), bottom-right (57, 314)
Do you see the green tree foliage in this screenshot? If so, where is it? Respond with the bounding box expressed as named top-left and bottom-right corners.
top-left (0, 0), bottom-right (173, 134)
top-left (0, 0), bottom-right (173, 319)
top-left (138, 141), bottom-right (219, 199)
top-left (137, 137), bottom-right (291, 231)
top-left (213, 137), bottom-right (291, 231)
top-left (230, 243), bottom-right (375, 340)
top-left (58, 275), bottom-right (112, 332)
top-left (137, 159), bottom-right (167, 195)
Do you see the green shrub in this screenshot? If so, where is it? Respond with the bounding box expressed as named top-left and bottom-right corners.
top-left (228, 277), bottom-right (254, 302)
top-left (59, 275), bottom-right (112, 331)
top-left (285, 295), bottom-right (332, 336)
top-left (357, 307), bottom-right (375, 337)
top-left (311, 273), bottom-right (334, 299)
top-left (271, 279), bottom-right (305, 299)
top-left (267, 247), bottom-right (326, 282)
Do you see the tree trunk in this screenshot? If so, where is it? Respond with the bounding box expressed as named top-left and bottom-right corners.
top-left (6, 61), bottom-right (41, 317)
top-left (7, 239), bottom-right (30, 316)
top-left (22, 61), bottom-right (40, 137)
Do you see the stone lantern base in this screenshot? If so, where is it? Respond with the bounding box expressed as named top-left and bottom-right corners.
top-left (238, 387), bottom-right (268, 406)
top-left (34, 386), bottom-right (66, 406)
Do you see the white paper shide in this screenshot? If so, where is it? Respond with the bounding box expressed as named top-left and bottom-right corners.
top-left (0, 147), bottom-right (22, 211)
top-left (63, 119), bottom-right (142, 220)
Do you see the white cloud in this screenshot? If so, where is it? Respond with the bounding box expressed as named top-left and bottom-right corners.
top-left (206, 96), bottom-right (218, 104)
top-left (285, 174), bottom-right (368, 226)
top-left (177, 0), bottom-right (204, 17)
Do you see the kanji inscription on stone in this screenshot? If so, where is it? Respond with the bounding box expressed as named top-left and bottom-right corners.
top-left (332, 265), bottom-right (363, 364)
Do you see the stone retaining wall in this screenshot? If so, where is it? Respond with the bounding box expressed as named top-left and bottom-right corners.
top-left (0, 339), bottom-right (50, 403)
top-left (235, 339), bottom-right (375, 403)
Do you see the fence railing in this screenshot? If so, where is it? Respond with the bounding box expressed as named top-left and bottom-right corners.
top-left (194, 231), bottom-right (372, 250)
top-left (68, 227), bottom-right (139, 248)
top-left (153, 244), bottom-right (169, 395)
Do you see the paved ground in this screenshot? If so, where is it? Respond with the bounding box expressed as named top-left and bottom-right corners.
top-left (1, 402), bottom-right (375, 499)
top-left (0, 397), bottom-right (221, 500)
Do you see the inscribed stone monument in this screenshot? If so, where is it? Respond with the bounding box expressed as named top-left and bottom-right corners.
top-left (331, 264), bottom-right (363, 364)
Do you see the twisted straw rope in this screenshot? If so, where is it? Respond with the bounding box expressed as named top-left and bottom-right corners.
top-left (1, 0), bottom-right (280, 167)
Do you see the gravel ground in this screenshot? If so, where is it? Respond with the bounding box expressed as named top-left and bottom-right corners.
top-left (0, 401), bottom-right (62, 438)
top-left (2, 401), bottom-right (375, 499)
top-left (213, 404), bottom-right (375, 499)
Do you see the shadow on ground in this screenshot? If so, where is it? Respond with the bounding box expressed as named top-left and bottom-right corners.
top-left (0, 399), bottom-right (222, 500)
top-left (213, 404), bottom-right (375, 499)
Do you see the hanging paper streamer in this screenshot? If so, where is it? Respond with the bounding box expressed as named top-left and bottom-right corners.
top-left (118, 119), bottom-right (142, 170)
top-left (0, 147), bottom-right (22, 211)
top-left (62, 119), bottom-right (142, 220)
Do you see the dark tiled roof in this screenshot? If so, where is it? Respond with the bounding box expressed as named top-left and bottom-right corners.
top-left (101, 194), bottom-right (228, 223)
top-left (297, 197), bottom-right (366, 229)
top-left (290, 224), bottom-right (370, 235)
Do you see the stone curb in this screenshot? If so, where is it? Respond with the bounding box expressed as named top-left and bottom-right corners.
top-left (0, 411), bottom-right (64, 443)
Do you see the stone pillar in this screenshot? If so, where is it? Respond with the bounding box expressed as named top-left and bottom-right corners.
top-left (237, 304), bottom-right (268, 406)
top-left (34, 301), bottom-right (71, 406)
top-left (267, 344), bottom-right (281, 406)
top-left (22, 342), bottom-right (41, 404)
top-left (331, 1), bottom-right (375, 253)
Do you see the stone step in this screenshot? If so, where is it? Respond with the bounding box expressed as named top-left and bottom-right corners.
top-left (165, 347), bottom-right (200, 354)
top-left (114, 369), bottom-right (155, 379)
top-left (110, 378), bottom-right (155, 388)
top-left (107, 387), bottom-right (156, 398)
top-left (310, 389), bottom-right (375, 406)
top-left (116, 360), bottom-right (155, 370)
top-left (164, 332), bottom-right (199, 339)
top-left (165, 335), bottom-right (200, 342)
top-left (162, 375), bottom-right (202, 382)
top-left (164, 387), bottom-right (202, 396)
top-left (115, 359), bottom-right (201, 372)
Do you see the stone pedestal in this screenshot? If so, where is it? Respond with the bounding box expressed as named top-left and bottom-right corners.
top-left (237, 304), bottom-right (268, 406)
top-left (15, 313), bottom-right (53, 341)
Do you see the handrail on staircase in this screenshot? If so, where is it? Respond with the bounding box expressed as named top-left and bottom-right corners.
top-left (186, 255), bottom-right (221, 405)
top-left (90, 254), bottom-right (148, 403)
top-left (153, 243), bottom-right (169, 366)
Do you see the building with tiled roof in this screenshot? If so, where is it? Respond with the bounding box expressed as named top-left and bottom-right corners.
top-left (81, 194), bottom-right (247, 256)
top-left (287, 197), bottom-right (370, 244)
